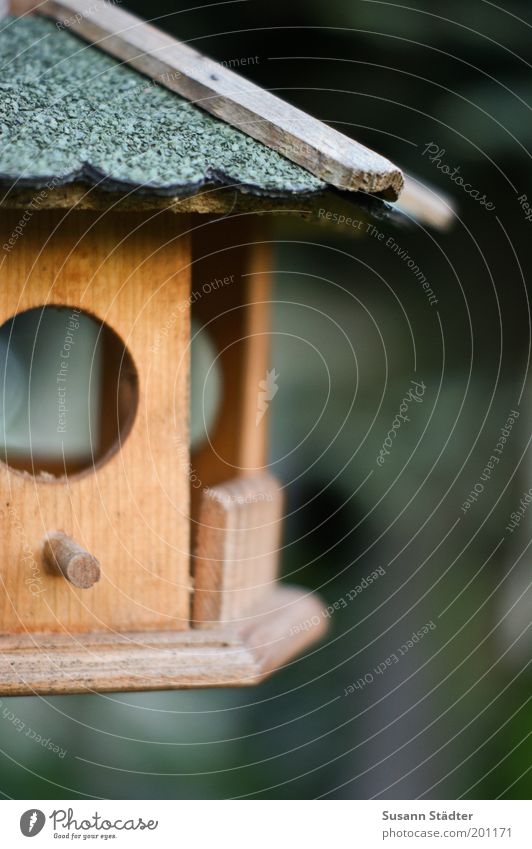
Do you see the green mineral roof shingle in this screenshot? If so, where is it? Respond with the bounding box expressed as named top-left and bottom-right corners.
top-left (0, 15), bottom-right (326, 198)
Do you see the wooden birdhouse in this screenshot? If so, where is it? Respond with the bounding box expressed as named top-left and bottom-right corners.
top-left (0, 0), bottom-right (451, 695)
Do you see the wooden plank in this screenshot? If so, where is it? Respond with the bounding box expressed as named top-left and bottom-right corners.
top-left (0, 584), bottom-right (328, 693)
top-left (4, 3), bottom-right (452, 228)
top-left (8, 0), bottom-right (37, 13)
top-left (190, 217), bottom-right (273, 517)
top-left (38, 0), bottom-right (403, 200)
top-left (0, 209), bottom-right (191, 634)
top-left (239, 239), bottom-right (275, 466)
top-left (0, 181), bottom-right (389, 220)
top-left (0, 182), bottom-right (330, 216)
top-left (193, 473), bottom-right (283, 627)
top-left (0, 178), bottom-right (453, 229)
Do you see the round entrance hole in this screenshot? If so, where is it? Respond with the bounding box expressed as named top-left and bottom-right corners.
top-left (0, 306), bottom-right (138, 478)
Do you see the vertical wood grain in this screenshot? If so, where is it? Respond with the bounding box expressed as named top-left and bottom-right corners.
top-left (0, 208), bottom-right (191, 634)
top-left (190, 217), bottom-right (273, 506)
top-left (193, 473), bottom-right (283, 627)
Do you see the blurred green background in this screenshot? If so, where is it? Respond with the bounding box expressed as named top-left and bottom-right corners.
top-left (1, 0), bottom-right (531, 799)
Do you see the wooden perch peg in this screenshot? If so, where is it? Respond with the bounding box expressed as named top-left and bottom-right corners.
top-left (42, 531), bottom-right (101, 589)
top-left (38, 0), bottom-right (403, 199)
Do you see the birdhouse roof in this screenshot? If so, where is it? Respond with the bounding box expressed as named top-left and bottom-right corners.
top-left (0, 10), bottom-right (453, 227)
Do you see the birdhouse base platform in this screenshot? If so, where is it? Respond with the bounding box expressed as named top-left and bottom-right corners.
top-left (0, 586), bottom-right (327, 696)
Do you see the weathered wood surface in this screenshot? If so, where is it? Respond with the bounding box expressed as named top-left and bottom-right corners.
top-left (0, 181), bottom-right (396, 223)
top-left (193, 474), bottom-right (283, 627)
top-left (0, 173), bottom-right (453, 231)
top-left (399, 174), bottom-right (455, 230)
top-left (190, 217), bottom-right (273, 520)
top-left (38, 0), bottom-right (403, 199)
top-left (0, 585), bottom-right (328, 694)
top-left (4, 2), bottom-right (454, 228)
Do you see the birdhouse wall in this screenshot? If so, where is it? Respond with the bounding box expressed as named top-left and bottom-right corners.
top-left (0, 209), bottom-right (191, 634)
